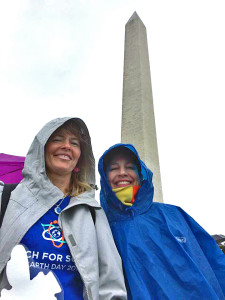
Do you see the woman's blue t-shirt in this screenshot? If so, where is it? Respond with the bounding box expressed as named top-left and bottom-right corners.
top-left (21, 196), bottom-right (83, 300)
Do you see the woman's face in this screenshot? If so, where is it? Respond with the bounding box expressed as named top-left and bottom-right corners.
top-left (107, 153), bottom-right (140, 189)
top-left (45, 128), bottom-right (81, 177)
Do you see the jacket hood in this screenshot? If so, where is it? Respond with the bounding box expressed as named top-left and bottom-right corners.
top-left (98, 143), bottom-right (154, 222)
top-left (22, 117), bottom-right (95, 196)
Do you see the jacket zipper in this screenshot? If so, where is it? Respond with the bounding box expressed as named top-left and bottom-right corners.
top-left (59, 214), bottom-right (91, 300)
top-left (67, 243), bottom-right (90, 300)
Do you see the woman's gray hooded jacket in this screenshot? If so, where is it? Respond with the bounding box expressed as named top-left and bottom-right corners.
top-left (0, 117), bottom-right (127, 300)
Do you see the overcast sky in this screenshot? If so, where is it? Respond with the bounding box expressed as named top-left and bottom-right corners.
top-left (0, 0), bottom-right (225, 234)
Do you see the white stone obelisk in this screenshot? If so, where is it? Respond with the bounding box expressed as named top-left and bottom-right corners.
top-left (121, 12), bottom-right (163, 202)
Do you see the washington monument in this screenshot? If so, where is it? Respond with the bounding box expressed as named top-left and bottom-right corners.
top-left (121, 12), bottom-right (163, 203)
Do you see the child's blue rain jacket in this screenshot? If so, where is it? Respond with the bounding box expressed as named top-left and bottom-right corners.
top-left (98, 143), bottom-right (225, 300)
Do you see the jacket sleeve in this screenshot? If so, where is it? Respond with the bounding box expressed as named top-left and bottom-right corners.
top-left (95, 209), bottom-right (127, 300)
top-left (178, 207), bottom-right (225, 294)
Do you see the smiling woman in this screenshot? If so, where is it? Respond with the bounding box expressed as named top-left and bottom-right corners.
top-left (98, 143), bottom-right (225, 300)
top-left (104, 146), bottom-right (141, 189)
top-left (44, 121), bottom-right (86, 196)
top-left (0, 117), bottom-right (127, 300)
top-left (107, 155), bottom-right (140, 189)
top-left (45, 130), bottom-right (81, 172)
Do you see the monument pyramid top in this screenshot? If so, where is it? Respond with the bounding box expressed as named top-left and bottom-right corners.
top-left (126, 11), bottom-right (145, 27)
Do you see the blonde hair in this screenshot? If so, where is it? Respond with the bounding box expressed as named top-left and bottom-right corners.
top-left (70, 170), bottom-right (92, 197)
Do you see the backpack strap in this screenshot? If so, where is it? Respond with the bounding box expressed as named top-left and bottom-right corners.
top-left (89, 206), bottom-right (96, 224)
top-left (0, 185), bottom-right (96, 227)
top-left (0, 183), bottom-right (18, 227)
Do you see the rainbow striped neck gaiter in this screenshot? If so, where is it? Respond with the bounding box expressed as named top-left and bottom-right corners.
top-left (112, 185), bottom-right (140, 206)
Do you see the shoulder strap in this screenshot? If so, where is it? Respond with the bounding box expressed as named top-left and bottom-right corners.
top-left (89, 206), bottom-right (96, 224)
top-left (0, 183), bottom-right (18, 227)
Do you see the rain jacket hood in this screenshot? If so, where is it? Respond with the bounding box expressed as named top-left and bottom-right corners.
top-left (23, 117), bottom-right (95, 196)
top-left (98, 143), bottom-right (153, 222)
top-left (98, 143), bottom-right (225, 300)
